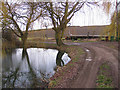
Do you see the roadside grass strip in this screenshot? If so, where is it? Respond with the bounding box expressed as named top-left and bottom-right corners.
top-left (96, 63), bottom-right (113, 88)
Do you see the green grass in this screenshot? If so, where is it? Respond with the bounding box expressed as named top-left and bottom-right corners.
top-left (96, 63), bottom-right (113, 88)
top-left (49, 80), bottom-right (57, 87)
top-left (108, 45), bottom-right (115, 49)
top-left (72, 58), bottom-right (78, 62)
top-left (68, 48), bottom-right (84, 63)
top-left (49, 76), bottom-right (62, 88)
top-left (78, 40), bottom-right (97, 42)
top-left (77, 38), bottom-right (81, 41)
top-left (96, 74), bottom-right (113, 88)
top-left (69, 63), bottom-right (74, 66)
top-left (100, 63), bottom-right (110, 70)
top-left (72, 48), bottom-right (84, 63)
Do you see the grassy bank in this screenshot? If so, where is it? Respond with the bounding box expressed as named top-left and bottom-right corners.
top-left (48, 45), bottom-right (85, 88)
top-left (96, 62), bottom-right (114, 88)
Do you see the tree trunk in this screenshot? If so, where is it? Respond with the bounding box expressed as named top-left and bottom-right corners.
top-left (21, 33), bottom-right (28, 48)
top-left (55, 31), bottom-right (64, 46)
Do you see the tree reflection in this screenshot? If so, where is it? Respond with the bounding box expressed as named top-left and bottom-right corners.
top-left (2, 48), bottom-right (21, 88)
top-left (3, 48), bottom-right (66, 88)
top-left (56, 51), bottom-right (65, 66)
top-left (22, 48), bottom-right (38, 87)
top-left (21, 48), bottom-right (48, 87)
top-left (3, 48), bottom-right (45, 88)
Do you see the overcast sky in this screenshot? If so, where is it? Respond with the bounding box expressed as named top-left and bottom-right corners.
top-left (33, 0), bottom-right (117, 30)
top-left (70, 3), bottom-right (114, 26)
top-left (5, 0), bottom-right (119, 30)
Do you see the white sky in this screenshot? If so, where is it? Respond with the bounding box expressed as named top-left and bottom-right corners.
top-left (5, 0), bottom-right (119, 30)
top-left (33, 0), bottom-right (117, 29)
top-left (70, 4), bottom-right (110, 26)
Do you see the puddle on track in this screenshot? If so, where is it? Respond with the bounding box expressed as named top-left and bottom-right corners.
top-left (85, 48), bottom-right (92, 61)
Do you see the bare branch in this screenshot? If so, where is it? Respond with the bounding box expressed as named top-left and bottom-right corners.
top-left (30, 10), bottom-right (42, 23)
top-left (67, 2), bottom-right (79, 17)
top-left (8, 26), bottom-right (21, 38)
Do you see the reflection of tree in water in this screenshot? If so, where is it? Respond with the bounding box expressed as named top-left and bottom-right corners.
top-left (3, 50), bottom-right (21, 88)
top-left (56, 51), bottom-right (65, 67)
top-left (3, 66), bottom-right (20, 88)
top-left (22, 48), bottom-right (38, 87)
top-left (3, 48), bottom-right (67, 88)
top-left (3, 48), bottom-right (48, 88)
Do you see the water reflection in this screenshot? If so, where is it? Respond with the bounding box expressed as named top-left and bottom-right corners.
top-left (56, 51), bottom-right (64, 66)
top-left (2, 48), bottom-right (71, 88)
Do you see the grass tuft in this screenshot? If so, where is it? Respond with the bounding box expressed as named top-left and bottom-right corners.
top-left (96, 63), bottom-right (113, 88)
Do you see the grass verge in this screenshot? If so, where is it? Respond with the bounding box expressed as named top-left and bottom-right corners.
top-left (96, 62), bottom-right (114, 88)
top-left (48, 45), bottom-right (85, 88)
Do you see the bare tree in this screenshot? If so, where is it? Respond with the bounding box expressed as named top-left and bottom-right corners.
top-left (44, 1), bottom-right (97, 46)
top-left (1, 1), bottom-right (44, 48)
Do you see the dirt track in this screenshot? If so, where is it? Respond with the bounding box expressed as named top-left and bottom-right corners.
top-left (66, 42), bottom-right (118, 88)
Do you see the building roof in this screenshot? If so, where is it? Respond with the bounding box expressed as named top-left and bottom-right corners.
top-left (28, 25), bottom-right (108, 38)
top-left (65, 25), bottom-right (107, 36)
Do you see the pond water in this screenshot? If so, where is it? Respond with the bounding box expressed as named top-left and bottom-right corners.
top-left (2, 48), bottom-right (71, 88)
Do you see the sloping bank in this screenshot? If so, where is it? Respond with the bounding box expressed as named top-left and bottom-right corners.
top-left (48, 45), bottom-right (85, 88)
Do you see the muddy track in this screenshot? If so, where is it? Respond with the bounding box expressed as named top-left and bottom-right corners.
top-left (67, 42), bottom-right (118, 88)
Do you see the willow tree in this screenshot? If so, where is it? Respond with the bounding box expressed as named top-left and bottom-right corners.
top-left (102, 1), bottom-right (120, 40)
top-left (104, 12), bottom-right (117, 40)
top-left (44, 1), bottom-right (97, 46)
top-left (1, 2), bottom-right (44, 48)
top-left (116, 2), bottom-right (120, 40)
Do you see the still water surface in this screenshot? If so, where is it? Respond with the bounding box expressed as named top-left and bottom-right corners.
top-left (2, 48), bottom-right (71, 88)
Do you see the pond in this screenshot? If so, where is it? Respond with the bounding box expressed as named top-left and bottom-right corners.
top-left (2, 48), bottom-right (71, 88)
